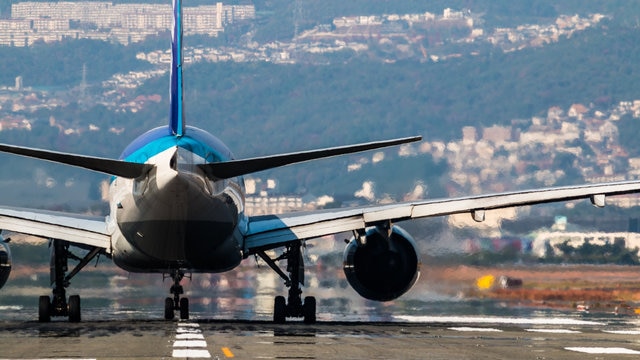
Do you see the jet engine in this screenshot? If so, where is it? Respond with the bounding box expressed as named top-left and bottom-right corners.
top-left (0, 236), bottom-right (11, 289)
top-left (343, 225), bottom-right (420, 301)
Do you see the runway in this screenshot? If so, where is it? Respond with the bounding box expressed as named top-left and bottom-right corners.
top-left (3, 313), bottom-right (640, 359)
top-left (4, 264), bottom-right (640, 358)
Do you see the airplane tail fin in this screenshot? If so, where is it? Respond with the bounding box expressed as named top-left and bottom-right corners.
top-left (169, 0), bottom-right (185, 137)
top-left (199, 136), bottom-right (422, 180)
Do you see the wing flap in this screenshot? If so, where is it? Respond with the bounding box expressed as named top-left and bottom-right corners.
top-left (0, 207), bottom-right (110, 251)
top-left (246, 213), bottom-right (365, 251)
top-left (245, 180), bottom-right (640, 253)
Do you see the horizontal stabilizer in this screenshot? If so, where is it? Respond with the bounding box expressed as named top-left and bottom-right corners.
top-left (0, 143), bottom-right (153, 179)
top-left (199, 136), bottom-right (422, 180)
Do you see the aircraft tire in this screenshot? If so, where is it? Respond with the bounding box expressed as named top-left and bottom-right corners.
top-left (274, 296), bottom-right (286, 324)
top-left (164, 297), bottom-right (174, 320)
top-left (38, 296), bottom-right (51, 323)
top-left (303, 296), bottom-right (316, 324)
top-left (179, 298), bottom-right (189, 320)
top-left (69, 295), bottom-right (81, 322)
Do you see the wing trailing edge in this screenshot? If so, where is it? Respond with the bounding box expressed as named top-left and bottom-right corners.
top-left (0, 143), bottom-right (153, 179)
top-left (244, 179), bottom-right (640, 252)
top-left (199, 135), bottom-right (422, 180)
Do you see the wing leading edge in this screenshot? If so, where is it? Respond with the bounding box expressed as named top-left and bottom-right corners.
top-left (244, 179), bottom-right (640, 253)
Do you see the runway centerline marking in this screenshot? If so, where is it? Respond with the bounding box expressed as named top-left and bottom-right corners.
top-left (174, 340), bottom-right (208, 348)
top-left (172, 321), bottom-right (212, 359)
top-left (176, 333), bottom-right (205, 339)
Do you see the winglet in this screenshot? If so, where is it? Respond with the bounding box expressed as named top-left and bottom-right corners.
top-left (169, 0), bottom-right (185, 137)
top-left (199, 136), bottom-right (422, 180)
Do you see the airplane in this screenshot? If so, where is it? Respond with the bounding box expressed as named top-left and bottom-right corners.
top-left (2, 0), bottom-right (640, 323)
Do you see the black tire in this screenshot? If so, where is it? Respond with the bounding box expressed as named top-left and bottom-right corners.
top-left (164, 297), bottom-right (174, 320)
top-left (302, 296), bottom-right (316, 324)
top-left (38, 296), bottom-right (51, 323)
top-left (69, 295), bottom-right (81, 322)
top-left (179, 297), bottom-right (189, 320)
top-left (273, 295), bottom-right (286, 324)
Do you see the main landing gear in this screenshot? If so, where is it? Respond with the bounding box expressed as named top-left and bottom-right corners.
top-left (39, 239), bottom-right (101, 322)
top-left (164, 269), bottom-right (190, 320)
top-left (257, 241), bottom-right (316, 324)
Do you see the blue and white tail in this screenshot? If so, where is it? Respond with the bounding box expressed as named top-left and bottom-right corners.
top-left (169, 0), bottom-right (185, 137)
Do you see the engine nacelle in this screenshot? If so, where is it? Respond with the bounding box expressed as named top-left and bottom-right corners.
top-left (343, 225), bottom-right (420, 301)
top-left (0, 237), bottom-right (11, 290)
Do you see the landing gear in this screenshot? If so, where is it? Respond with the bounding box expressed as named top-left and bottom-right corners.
top-left (164, 270), bottom-right (190, 320)
top-left (257, 241), bottom-right (316, 324)
top-left (38, 239), bottom-right (101, 322)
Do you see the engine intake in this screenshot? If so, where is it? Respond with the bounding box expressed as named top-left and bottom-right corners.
top-left (343, 225), bottom-right (420, 301)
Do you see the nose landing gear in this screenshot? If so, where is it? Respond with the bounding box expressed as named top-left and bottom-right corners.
top-left (164, 269), bottom-right (190, 320)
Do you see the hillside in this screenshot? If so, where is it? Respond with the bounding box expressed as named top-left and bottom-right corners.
top-left (0, 2), bottom-right (640, 209)
top-left (133, 23), bottom-right (640, 153)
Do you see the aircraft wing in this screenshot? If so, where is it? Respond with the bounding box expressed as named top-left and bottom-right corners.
top-left (0, 206), bottom-right (110, 251)
top-left (244, 180), bottom-right (640, 253)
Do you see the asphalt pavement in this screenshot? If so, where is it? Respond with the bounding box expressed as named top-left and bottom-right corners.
top-left (3, 314), bottom-right (640, 359)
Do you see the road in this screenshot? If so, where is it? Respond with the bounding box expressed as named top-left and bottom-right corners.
top-left (3, 314), bottom-right (640, 359)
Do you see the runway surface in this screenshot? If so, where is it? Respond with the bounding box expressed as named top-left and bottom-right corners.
top-left (4, 263), bottom-right (640, 358)
top-left (3, 311), bottom-right (640, 359)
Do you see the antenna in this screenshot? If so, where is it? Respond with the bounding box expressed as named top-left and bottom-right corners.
top-left (80, 63), bottom-right (87, 100)
top-left (293, 0), bottom-right (302, 40)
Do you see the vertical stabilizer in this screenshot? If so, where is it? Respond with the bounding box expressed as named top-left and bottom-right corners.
top-left (169, 0), bottom-right (185, 137)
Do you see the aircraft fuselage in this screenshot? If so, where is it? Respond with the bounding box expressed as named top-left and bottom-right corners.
top-left (109, 126), bottom-right (246, 273)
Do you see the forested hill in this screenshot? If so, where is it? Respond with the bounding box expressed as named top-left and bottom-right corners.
top-left (3, 21), bottom-right (637, 159)
top-left (1, 2), bottom-right (640, 208)
top-left (0, 39), bottom-right (150, 87)
top-left (133, 23), bottom-right (640, 156)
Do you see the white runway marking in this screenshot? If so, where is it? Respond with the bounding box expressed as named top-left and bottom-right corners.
top-left (395, 315), bottom-right (605, 326)
top-left (174, 340), bottom-right (208, 348)
top-left (525, 329), bottom-right (581, 334)
top-left (448, 327), bottom-right (503, 332)
top-left (566, 347), bottom-right (640, 355)
top-left (172, 349), bottom-right (212, 358)
top-left (172, 322), bottom-right (211, 358)
top-left (177, 333), bottom-right (205, 339)
top-left (603, 329), bottom-right (640, 335)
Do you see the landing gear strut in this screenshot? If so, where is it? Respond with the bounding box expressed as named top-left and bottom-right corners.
top-left (39, 239), bottom-right (101, 322)
top-left (164, 269), bottom-right (189, 320)
top-left (257, 241), bottom-right (316, 324)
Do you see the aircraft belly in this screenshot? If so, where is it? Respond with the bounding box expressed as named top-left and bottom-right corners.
top-left (113, 177), bottom-right (243, 272)
top-left (118, 219), bottom-right (241, 270)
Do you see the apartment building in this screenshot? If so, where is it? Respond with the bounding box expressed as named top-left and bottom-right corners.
top-left (1, 1), bottom-right (255, 46)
